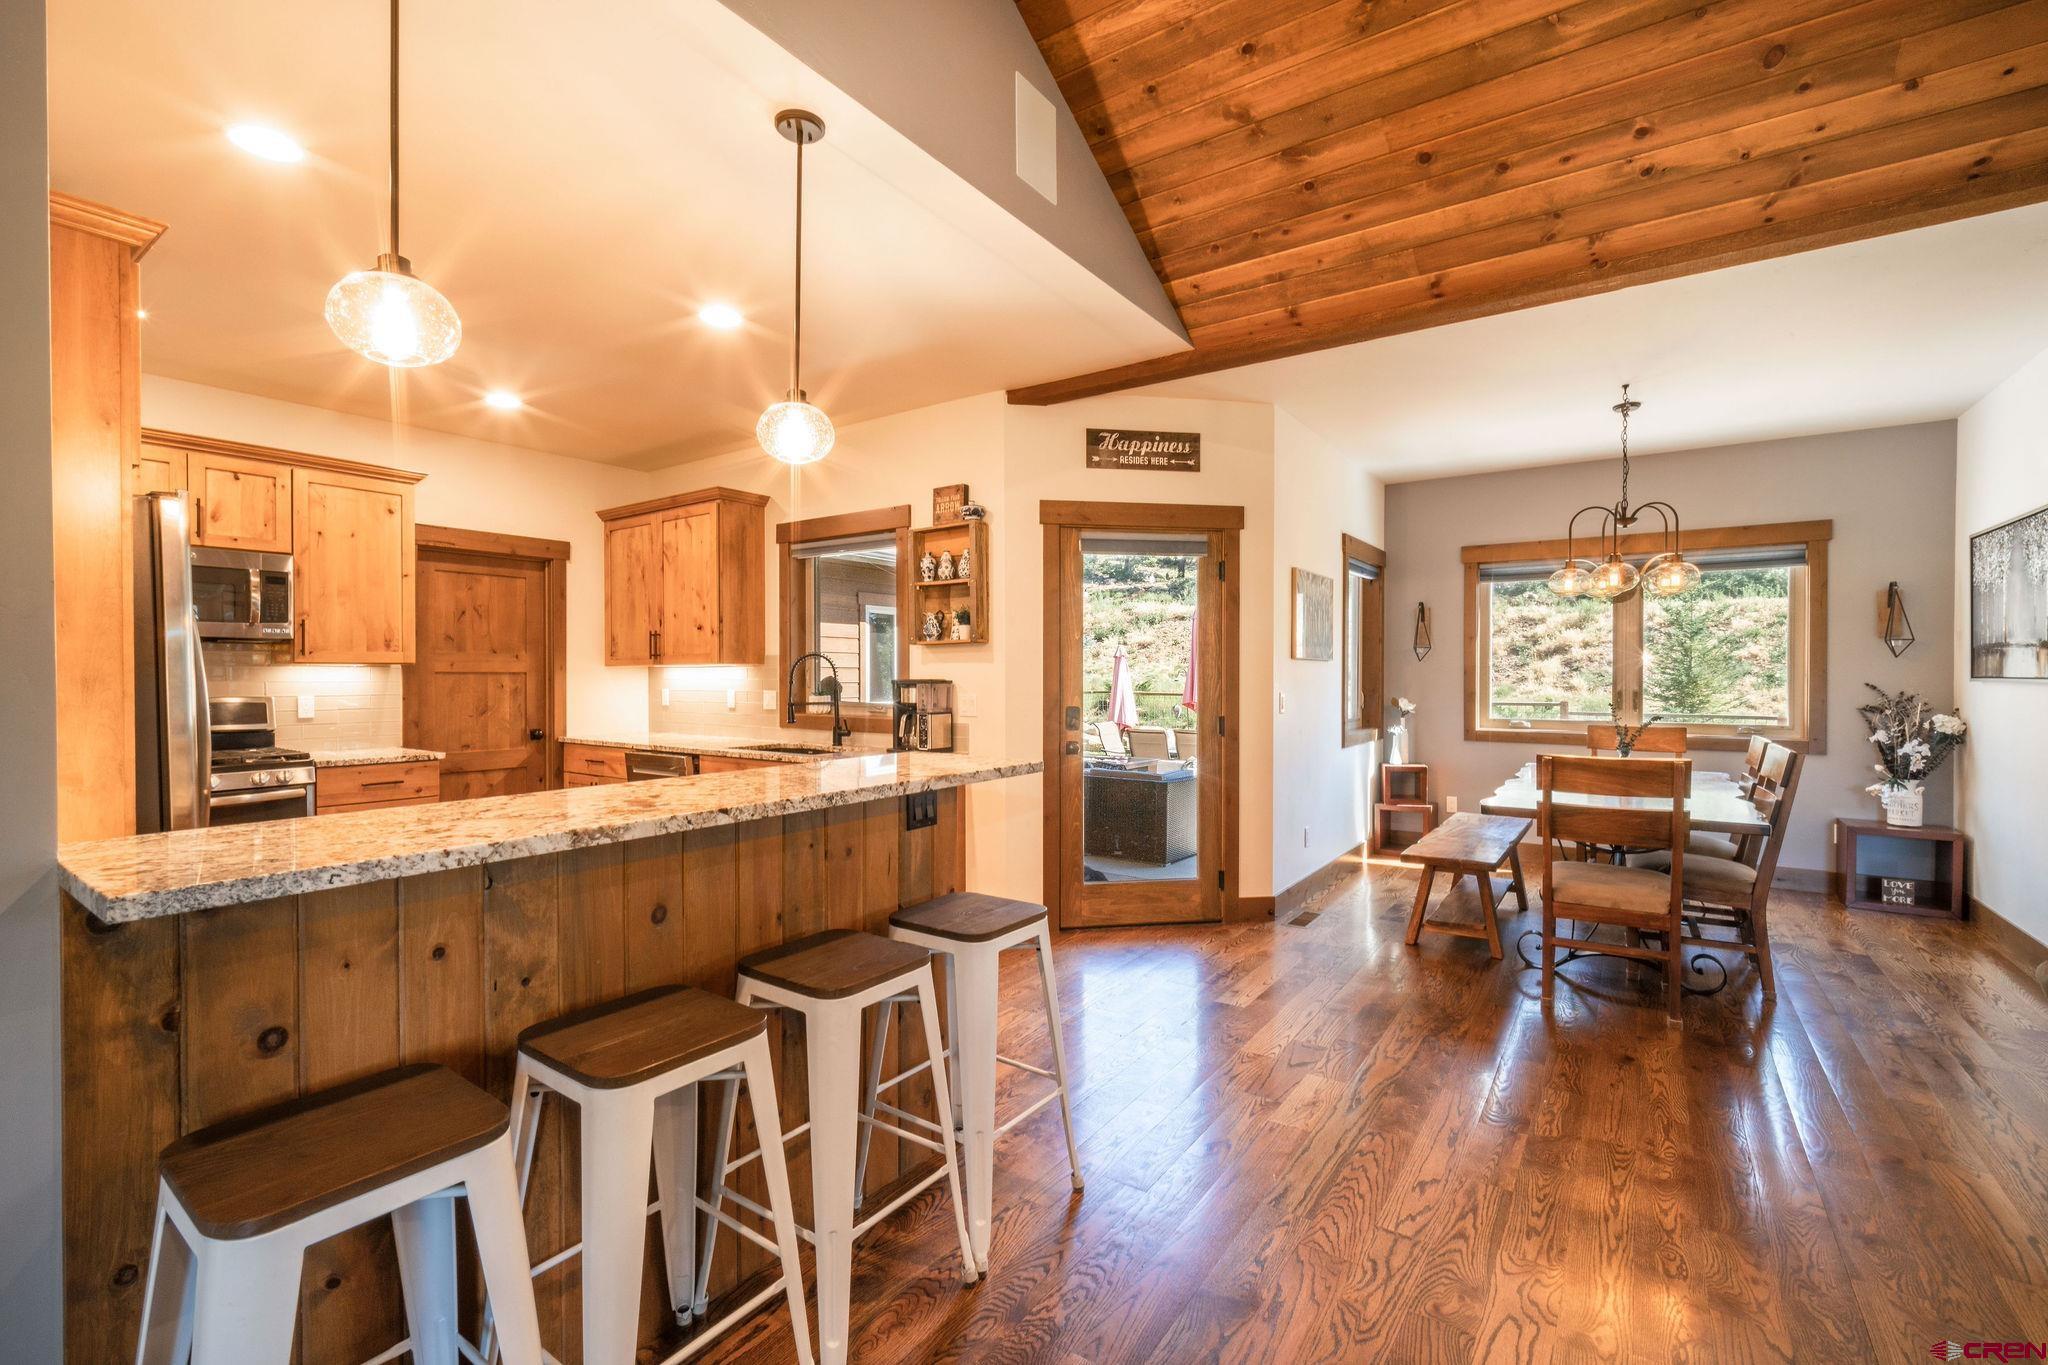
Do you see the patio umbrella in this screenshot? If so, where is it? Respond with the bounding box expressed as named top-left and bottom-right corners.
top-left (1107, 642), bottom-right (1140, 731)
top-left (1182, 607), bottom-right (1199, 712)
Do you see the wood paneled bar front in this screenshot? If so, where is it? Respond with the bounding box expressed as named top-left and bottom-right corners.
top-left (56, 755), bottom-right (1033, 1364)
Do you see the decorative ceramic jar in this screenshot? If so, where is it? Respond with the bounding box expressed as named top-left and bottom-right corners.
top-left (922, 611), bottom-right (944, 641)
top-left (956, 548), bottom-right (971, 580)
top-left (919, 551), bottom-right (938, 582)
top-left (937, 550), bottom-right (955, 580)
top-left (1882, 781), bottom-right (1925, 828)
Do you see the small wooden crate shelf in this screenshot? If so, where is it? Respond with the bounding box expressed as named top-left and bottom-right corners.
top-left (1833, 819), bottom-right (1967, 919)
top-left (912, 519), bottom-right (988, 646)
top-left (1381, 764), bottom-right (1430, 806)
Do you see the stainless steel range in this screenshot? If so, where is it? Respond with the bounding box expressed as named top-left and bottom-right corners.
top-left (206, 697), bottom-right (315, 825)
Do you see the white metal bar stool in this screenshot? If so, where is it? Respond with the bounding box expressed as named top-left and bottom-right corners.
top-left (858, 893), bottom-right (1082, 1272)
top-left (498, 984), bottom-right (813, 1365)
top-left (707, 929), bottom-right (977, 1365)
top-left (133, 1063), bottom-right (542, 1365)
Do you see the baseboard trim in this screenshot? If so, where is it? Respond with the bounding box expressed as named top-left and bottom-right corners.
top-left (1775, 865), bottom-right (1831, 895)
top-left (1271, 844), bottom-right (1366, 920)
top-left (1973, 897), bottom-right (2048, 992)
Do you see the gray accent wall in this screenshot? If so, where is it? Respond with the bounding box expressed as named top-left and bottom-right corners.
top-left (1383, 423), bottom-right (1959, 877)
top-left (0, 0), bottom-right (63, 1357)
top-left (712, 0), bottom-right (1186, 344)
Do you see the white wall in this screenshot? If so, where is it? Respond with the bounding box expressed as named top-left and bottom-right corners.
top-left (0, 0), bottom-right (63, 1352)
top-left (1955, 346), bottom-right (2048, 950)
top-left (1271, 409), bottom-right (1385, 893)
top-left (141, 377), bottom-right (654, 734)
top-left (1385, 424), bottom-right (1959, 875)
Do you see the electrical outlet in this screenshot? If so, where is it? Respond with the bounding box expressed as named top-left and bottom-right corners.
top-left (660, 687), bottom-right (671, 707)
top-left (960, 691), bottom-right (978, 719)
top-left (725, 688), bottom-right (736, 711)
top-left (297, 695), bottom-right (316, 721)
top-left (762, 689), bottom-right (776, 710)
top-left (1445, 796), bottom-right (1458, 814)
top-left (1303, 827), bottom-right (1309, 847)
top-left (1276, 690), bottom-right (1287, 714)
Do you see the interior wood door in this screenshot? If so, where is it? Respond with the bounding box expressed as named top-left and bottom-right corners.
top-left (407, 547), bottom-right (550, 800)
top-left (1047, 518), bottom-right (1236, 929)
top-left (658, 504), bottom-right (718, 663)
top-left (190, 450), bottom-right (291, 551)
top-left (604, 513), bottom-right (660, 664)
top-left (292, 467), bottom-right (414, 663)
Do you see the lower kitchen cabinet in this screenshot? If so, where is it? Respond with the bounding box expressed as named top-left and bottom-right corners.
top-left (315, 760), bottom-right (441, 813)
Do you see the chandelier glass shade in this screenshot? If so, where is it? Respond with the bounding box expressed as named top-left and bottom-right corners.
top-left (325, 253), bottom-right (459, 368)
top-left (328, 0), bottom-right (459, 368)
top-left (1547, 385), bottom-right (1697, 601)
top-left (760, 110), bottom-right (833, 465)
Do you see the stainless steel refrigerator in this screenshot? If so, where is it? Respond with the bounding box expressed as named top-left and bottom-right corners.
top-left (134, 490), bottom-right (210, 832)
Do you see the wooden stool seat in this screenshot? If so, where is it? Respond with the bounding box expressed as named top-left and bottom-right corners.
top-left (517, 985), bottom-right (768, 1090)
top-left (890, 891), bottom-right (1048, 943)
top-left (1401, 813), bottom-right (1534, 960)
top-left (738, 928), bottom-right (932, 999)
top-left (159, 1064), bottom-right (509, 1241)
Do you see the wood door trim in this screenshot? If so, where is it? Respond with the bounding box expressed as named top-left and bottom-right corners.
top-left (1041, 507), bottom-right (1243, 925)
top-left (1342, 533), bottom-right (1385, 750)
top-left (404, 538), bottom-right (567, 790)
top-left (1038, 500), bottom-right (1246, 531)
top-left (775, 504), bottom-right (913, 544)
top-left (1459, 518), bottom-right (1833, 564)
top-left (141, 429), bottom-right (425, 485)
top-left (417, 524), bottom-right (570, 562)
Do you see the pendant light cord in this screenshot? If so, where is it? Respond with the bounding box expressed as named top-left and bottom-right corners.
top-left (1617, 382), bottom-right (1631, 512)
top-left (388, 0), bottom-right (401, 259)
top-left (792, 132), bottom-right (804, 398)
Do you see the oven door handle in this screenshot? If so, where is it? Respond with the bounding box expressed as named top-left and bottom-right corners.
top-left (209, 787), bottom-right (312, 808)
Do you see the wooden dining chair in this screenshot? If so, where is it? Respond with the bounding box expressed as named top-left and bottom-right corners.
top-left (1633, 744), bottom-right (1803, 998)
top-left (1585, 723), bottom-right (1689, 755)
top-left (1126, 727), bottom-right (1172, 759)
top-left (1694, 735), bottom-right (1779, 860)
top-left (1538, 754), bottom-right (1690, 1020)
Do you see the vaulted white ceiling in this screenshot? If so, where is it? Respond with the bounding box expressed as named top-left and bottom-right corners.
top-left (47, 0), bottom-right (1183, 466)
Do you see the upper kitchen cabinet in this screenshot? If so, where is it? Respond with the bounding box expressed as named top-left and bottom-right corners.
top-left (143, 431), bottom-right (424, 663)
top-left (189, 448), bottom-right (290, 550)
top-left (598, 487), bottom-right (766, 665)
top-left (293, 465), bottom-right (417, 663)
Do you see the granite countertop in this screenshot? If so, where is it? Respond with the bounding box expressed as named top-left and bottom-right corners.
top-left (307, 747), bottom-right (446, 769)
top-left (58, 752), bottom-right (1040, 923)
top-left (561, 731), bottom-right (865, 764)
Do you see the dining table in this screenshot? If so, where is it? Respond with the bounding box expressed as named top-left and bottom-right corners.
top-left (1479, 761), bottom-right (1769, 836)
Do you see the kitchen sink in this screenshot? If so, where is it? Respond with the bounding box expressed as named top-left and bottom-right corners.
top-left (742, 743), bottom-right (843, 756)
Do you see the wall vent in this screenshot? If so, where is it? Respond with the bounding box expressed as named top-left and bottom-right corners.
top-left (1014, 73), bottom-right (1057, 204)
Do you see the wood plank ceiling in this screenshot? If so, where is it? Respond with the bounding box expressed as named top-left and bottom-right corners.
top-left (1009, 0), bottom-right (2048, 403)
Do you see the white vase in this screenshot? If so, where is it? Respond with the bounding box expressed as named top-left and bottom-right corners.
top-left (1883, 781), bottom-right (1925, 828)
top-left (1386, 723), bottom-right (1408, 766)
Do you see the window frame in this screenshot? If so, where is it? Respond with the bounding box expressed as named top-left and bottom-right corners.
top-left (1462, 519), bottom-right (1831, 754)
top-left (777, 506), bottom-right (913, 734)
top-left (1341, 533), bottom-right (1386, 749)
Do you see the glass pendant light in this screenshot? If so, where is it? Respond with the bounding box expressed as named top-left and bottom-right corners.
top-left (326, 0), bottom-right (459, 368)
top-left (1549, 385), bottom-right (1695, 600)
top-left (758, 110), bottom-right (834, 465)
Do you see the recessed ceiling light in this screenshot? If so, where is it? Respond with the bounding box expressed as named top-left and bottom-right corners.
top-left (135, 308), bottom-right (149, 320)
top-left (225, 123), bottom-right (306, 164)
top-left (697, 302), bottom-right (744, 331)
top-left (483, 390), bottom-right (523, 411)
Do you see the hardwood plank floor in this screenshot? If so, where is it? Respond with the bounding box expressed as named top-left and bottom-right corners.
top-left (681, 862), bottom-right (2048, 1364)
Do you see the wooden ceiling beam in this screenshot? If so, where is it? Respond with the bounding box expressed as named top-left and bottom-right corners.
top-left (1147, 0), bottom-right (2043, 276)
top-left (1169, 44), bottom-right (2048, 318)
top-left (1007, 158), bottom-right (2048, 404)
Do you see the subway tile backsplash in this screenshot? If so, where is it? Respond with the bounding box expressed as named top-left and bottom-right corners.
top-left (201, 643), bottom-right (402, 751)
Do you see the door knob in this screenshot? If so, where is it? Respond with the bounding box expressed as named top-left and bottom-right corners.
top-left (1064, 741), bottom-right (1080, 755)
top-left (528, 728), bottom-right (545, 740)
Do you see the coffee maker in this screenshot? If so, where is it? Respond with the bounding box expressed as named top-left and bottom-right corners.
top-left (891, 678), bottom-right (955, 752)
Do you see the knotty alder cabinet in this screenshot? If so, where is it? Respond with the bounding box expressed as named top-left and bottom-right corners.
top-left (136, 432), bottom-right (421, 664)
top-left (599, 487), bottom-right (767, 665)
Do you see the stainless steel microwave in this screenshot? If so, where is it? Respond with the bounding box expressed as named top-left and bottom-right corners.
top-left (190, 547), bottom-right (293, 642)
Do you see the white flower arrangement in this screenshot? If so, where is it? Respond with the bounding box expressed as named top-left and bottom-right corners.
top-left (1394, 696), bottom-right (1417, 716)
top-left (1857, 685), bottom-right (1966, 794)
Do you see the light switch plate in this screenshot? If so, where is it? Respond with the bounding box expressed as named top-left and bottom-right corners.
top-left (726, 689), bottom-right (737, 710)
top-left (1445, 796), bottom-right (1459, 814)
top-left (297, 695), bottom-right (316, 720)
top-left (762, 689), bottom-right (776, 710)
top-left (660, 687), bottom-right (671, 707)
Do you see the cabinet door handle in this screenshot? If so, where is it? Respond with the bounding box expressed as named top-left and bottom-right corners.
top-left (297, 618), bottom-right (306, 653)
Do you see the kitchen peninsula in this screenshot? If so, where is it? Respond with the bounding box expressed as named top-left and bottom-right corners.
top-left (54, 752), bottom-right (1035, 1362)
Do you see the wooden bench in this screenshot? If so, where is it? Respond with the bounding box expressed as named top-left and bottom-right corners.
top-left (1400, 812), bottom-right (1534, 960)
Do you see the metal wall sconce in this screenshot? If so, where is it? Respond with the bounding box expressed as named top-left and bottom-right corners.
top-left (1413, 603), bottom-right (1432, 661)
top-left (1881, 581), bottom-right (1914, 657)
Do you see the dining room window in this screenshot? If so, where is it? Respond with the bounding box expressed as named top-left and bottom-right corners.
top-left (1466, 525), bottom-right (1827, 752)
top-left (1342, 534), bottom-right (1385, 747)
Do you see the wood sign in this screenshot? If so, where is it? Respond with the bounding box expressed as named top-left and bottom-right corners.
top-left (1086, 428), bottom-right (1200, 472)
top-left (932, 484), bottom-right (968, 524)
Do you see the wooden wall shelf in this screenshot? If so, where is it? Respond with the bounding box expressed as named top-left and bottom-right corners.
top-left (1833, 819), bottom-right (1967, 919)
top-left (911, 519), bottom-right (988, 646)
